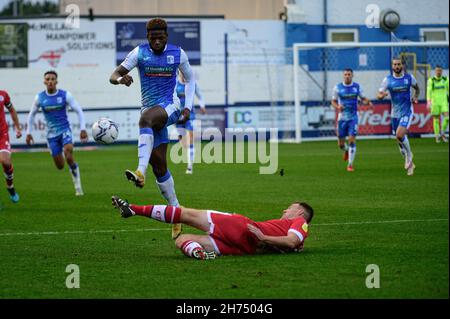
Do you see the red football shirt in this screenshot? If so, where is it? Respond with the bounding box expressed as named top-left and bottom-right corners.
top-left (255, 216), bottom-right (309, 251)
top-left (0, 90), bottom-right (12, 133)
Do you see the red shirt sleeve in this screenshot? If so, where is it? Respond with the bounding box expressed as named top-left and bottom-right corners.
top-left (288, 217), bottom-right (309, 243)
top-left (2, 91), bottom-right (12, 108)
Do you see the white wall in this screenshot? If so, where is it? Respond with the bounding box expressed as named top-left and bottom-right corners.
top-left (1, 18), bottom-right (286, 111)
top-left (293, 0), bottom-right (449, 25)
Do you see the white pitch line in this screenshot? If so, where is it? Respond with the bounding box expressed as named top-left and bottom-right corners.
top-left (314, 218), bottom-right (449, 226)
top-left (0, 228), bottom-right (170, 237)
top-left (0, 218), bottom-right (448, 237)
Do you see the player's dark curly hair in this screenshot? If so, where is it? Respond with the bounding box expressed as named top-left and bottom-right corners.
top-left (344, 68), bottom-right (353, 74)
top-left (294, 201), bottom-right (314, 223)
top-left (146, 18), bottom-right (168, 33)
top-left (44, 70), bottom-right (58, 78)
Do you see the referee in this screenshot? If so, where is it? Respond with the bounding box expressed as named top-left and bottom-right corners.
top-left (427, 65), bottom-right (449, 143)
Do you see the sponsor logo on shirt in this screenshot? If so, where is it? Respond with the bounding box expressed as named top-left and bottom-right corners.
top-left (43, 105), bottom-right (64, 112)
top-left (144, 66), bottom-right (174, 77)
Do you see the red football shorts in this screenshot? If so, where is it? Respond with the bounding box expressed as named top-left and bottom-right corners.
top-left (207, 211), bottom-right (259, 255)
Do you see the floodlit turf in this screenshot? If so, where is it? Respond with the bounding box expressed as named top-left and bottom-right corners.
top-left (0, 139), bottom-right (448, 298)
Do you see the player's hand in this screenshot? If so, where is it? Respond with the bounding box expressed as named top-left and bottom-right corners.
top-left (247, 224), bottom-right (266, 241)
top-left (177, 108), bottom-right (191, 124)
top-left (199, 107), bottom-right (207, 115)
top-left (26, 134), bottom-right (34, 146)
top-left (427, 101), bottom-right (432, 111)
top-left (80, 130), bottom-right (88, 143)
top-left (118, 75), bottom-right (134, 87)
top-left (412, 97), bottom-right (419, 104)
top-left (337, 105), bottom-right (344, 112)
top-left (15, 129), bottom-right (22, 139)
top-left (377, 91), bottom-right (388, 100)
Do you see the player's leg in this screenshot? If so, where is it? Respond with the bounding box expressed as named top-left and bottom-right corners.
top-left (431, 103), bottom-right (444, 142)
top-left (395, 116), bottom-right (415, 175)
top-left (175, 234), bottom-right (217, 260)
top-left (111, 197), bottom-right (215, 259)
top-left (111, 196), bottom-right (209, 230)
top-left (176, 124), bottom-right (192, 173)
top-left (337, 121), bottom-right (348, 161)
top-left (46, 135), bottom-right (65, 170)
top-left (150, 142), bottom-right (183, 239)
top-left (52, 154), bottom-right (65, 169)
top-left (347, 136), bottom-right (356, 172)
top-left (186, 128), bottom-right (194, 174)
top-left (392, 118), bottom-right (407, 160)
top-left (63, 143), bottom-right (83, 196)
top-left (347, 119), bottom-right (358, 171)
top-left (432, 115), bottom-right (441, 143)
top-left (126, 106), bottom-right (168, 188)
top-left (0, 151), bottom-right (19, 203)
top-left (441, 110), bottom-right (449, 142)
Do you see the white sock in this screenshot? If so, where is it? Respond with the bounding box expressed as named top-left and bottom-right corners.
top-left (340, 143), bottom-right (348, 152)
top-left (156, 171), bottom-right (179, 207)
top-left (69, 165), bottom-right (81, 188)
top-left (398, 143), bottom-right (407, 158)
top-left (188, 144), bottom-right (194, 170)
top-left (137, 128), bottom-right (154, 176)
top-left (348, 144), bottom-right (356, 166)
top-left (401, 136), bottom-right (412, 161)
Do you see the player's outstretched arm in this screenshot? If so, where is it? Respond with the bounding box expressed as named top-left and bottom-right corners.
top-left (66, 91), bottom-right (88, 143)
top-left (7, 104), bottom-right (22, 138)
top-left (412, 84), bottom-right (420, 104)
top-left (110, 65), bottom-right (134, 86)
top-left (378, 77), bottom-right (389, 100)
top-left (247, 224), bottom-right (300, 250)
top-left (331, 86), bottom-right (343, 111)
top-left (362, 98), bottom-right (374, 107)
top-left (26, 96), bottom-right (39, 145)
top-left (195, 83), bottom-right (207, 114)
top-left (177, 49), bottom-right (195, 124)
top-left (377, 91), bottom-right (388, 100)
top-left (331, 99), bottom-right (343, 112)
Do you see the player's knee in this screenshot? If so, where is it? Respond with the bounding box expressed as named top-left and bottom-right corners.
top-left (152, 166), bottom-right (167, 178)
top-left (139, 117), bottom-right (153, 129)
top-left (56, 162), bottom-right (64, 170)
top-left (63, 150), bottom-right (73, 159)
top-left (175, 235), bottom-right (191, 249)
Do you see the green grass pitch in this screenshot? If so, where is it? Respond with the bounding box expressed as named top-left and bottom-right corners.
top-left (0, 139), bottom-right (448, 298)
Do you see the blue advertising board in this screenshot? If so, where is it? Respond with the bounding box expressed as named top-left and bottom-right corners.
top-left (116, 21), bottom-right (201, 66)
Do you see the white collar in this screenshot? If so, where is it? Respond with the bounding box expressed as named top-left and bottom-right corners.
top-left (45, 89), bottom-right (59, 96)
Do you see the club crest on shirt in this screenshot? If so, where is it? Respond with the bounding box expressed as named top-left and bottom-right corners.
top-left (167, 55), bottom-right (175, 64)
top-left (57, 97), bottom-right (63, 104)
top-left (302, 223), bottom-right (308, 233)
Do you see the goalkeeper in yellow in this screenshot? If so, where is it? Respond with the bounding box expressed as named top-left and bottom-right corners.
top-left (427, 65), bottom-right (449, 143)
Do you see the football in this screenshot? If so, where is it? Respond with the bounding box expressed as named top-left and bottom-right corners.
top-left (92, 118), bottom-right (119, 144)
